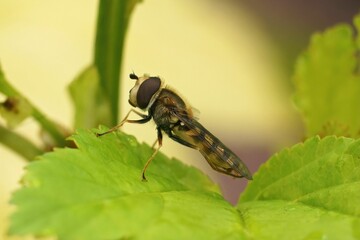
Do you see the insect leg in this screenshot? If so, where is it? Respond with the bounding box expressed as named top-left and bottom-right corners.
top-left (97, 109), bottom-right (151, 137)
top-left (141, 128), bottom-right (163, 181)
top-left (151, 139), bottom-right (158, 150)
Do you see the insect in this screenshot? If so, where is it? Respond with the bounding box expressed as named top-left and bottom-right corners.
top-left (97, 73), bottom-right (252, 181)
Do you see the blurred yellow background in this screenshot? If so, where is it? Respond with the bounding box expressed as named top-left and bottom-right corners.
top-left (1, 0), bottom-right (358, 239)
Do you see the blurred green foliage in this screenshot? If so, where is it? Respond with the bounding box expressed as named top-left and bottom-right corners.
top-left (293, 15), bottom-right (360, 138)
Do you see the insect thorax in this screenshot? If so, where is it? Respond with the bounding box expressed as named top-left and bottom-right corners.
top-left (150, 88), bottom-right (189, 130)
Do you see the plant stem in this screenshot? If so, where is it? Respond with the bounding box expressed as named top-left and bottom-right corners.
top-left (94, 0), bottom-right (140, 126)
top-left (32, 108), bottom-right (67, 146)
top-left (0, 65), bottom-right (67, 148)
top-left (0, 125), bottom-right (43, 161)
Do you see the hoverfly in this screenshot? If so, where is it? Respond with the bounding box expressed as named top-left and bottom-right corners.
top-left (97, 73), bottom-right (252, 181)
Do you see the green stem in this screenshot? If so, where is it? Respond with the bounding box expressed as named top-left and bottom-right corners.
top-left (0, 125), bottom-right (43, 161)
top-left (94, 0), bottom-right (140, 125)
top-left (0, 65), bottom-right (67, 147)
top-left (32, 108), bottom-right (67, 146)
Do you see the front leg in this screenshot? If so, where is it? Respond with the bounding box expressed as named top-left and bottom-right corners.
top-left (97, 109), bottom-right (151, 137)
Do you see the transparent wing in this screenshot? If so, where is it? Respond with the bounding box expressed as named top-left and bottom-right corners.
top-left (171, 109), bottom-right (252, 179)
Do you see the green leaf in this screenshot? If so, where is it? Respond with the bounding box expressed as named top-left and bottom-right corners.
top-left (238, 136), bottom-right (360, 239)
top-left (293, 14), bottom-right (360, 138)
top-left (239, 200), bottom-right (359, 240)
top-left (10, 130), bottom-right (360, 239)
top-left (355, 15), bottom-right (360, 49)
top-left (68, 66), bottom-right (112, 128)
top-left (10, 127), bottom-right (247, 239)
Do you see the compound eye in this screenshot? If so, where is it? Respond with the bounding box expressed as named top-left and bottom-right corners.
top-left (136, 77), bottom-right (161, 109)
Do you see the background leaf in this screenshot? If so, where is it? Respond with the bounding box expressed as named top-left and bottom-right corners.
top-left (68, 66), bottom-right (112, 129)
top-left (238, 136), bottom-right (360, 240)
top-left (293, 14), bottom-right (360, 138)
top-left (10, 127), bottom-right (248, 239)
